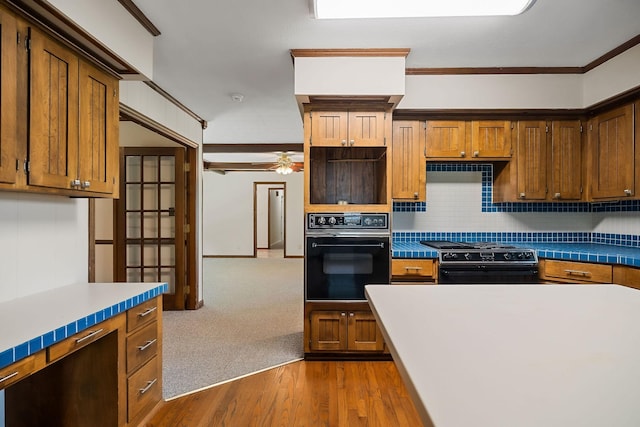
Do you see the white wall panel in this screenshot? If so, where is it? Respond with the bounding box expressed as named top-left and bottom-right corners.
top-left (0, 193), bottom-right (88, 303)
top-left (583, 44), bottom-right (640, 107)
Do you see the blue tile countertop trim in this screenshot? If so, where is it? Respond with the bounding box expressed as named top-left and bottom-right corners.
top-left (0, 282), bottom-right (167, 370)
top-left (391, 232), bottom-right (640, 267)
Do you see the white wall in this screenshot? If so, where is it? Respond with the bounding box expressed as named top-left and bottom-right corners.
top-left (203, 171), bottom-right (304, 257)
top-left (47, 0), bottom-right (154, 78)
top-left (0, 193), bottom-right (89, 302)
top-left (399, 44), bottom-right (640, 110)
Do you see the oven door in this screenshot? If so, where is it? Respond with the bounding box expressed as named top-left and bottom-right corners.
top-left (439, 264), bottom-right (539, 284)
top-left (305, 235), bottom-right (390, 301)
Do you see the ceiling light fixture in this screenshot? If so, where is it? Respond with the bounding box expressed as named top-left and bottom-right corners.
top-left (313, 0), bottom-right (536, 19)
top-left (275, 153), bottom-right (294, 175)
top-left (230, 93), bottom-right (244, 102)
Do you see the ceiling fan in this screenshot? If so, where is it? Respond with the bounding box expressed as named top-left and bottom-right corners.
top-left (268, 152), bottom-right (303, 174)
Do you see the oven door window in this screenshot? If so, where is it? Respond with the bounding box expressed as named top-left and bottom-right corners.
top-left (306, 237), bottom-right (389, 301)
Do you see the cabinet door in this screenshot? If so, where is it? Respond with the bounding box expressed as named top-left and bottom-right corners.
top-left (28, 27), bottom-right (79, 190)
top-left (78, 60), bottom-right (119, 195)
top-left (392, 121), bottom-right (425, 200)
top-left (550, 120), bottom-right (582, 201)
top-left (347, 311), bottom-right (384, 352)
top-left (471, 121), bottom-right (512, 158)
top-left (310, 311), bottom-right (346, 351)
top-left (590, 104), bottom-right (634, 199)
top-left (310, 111), bottom-right (348, 146)
top-left (0, 9), bottom-right (17, 184)
top-left (348, 111), bottom-right (386, 146)
top-left (515, 121), bottom-right (547, 200)
top-left (425, 121), bottom-right (467, 158)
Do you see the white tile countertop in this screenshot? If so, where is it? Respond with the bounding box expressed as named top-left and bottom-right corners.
top-left (366, 284), bottom-right (640, 427)
top-left (0, 282), bottom-right (167, 370)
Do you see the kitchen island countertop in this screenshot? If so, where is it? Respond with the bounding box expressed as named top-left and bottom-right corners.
top-left (366, 284), bottom-right (640, 427)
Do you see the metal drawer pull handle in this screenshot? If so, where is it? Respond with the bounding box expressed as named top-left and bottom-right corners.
top-left (0, 371), bottom-right (19, 384)
top-left (139, 378), bottom-right (158, 395)
top-left (565, 269), bottom-right (591, 277)
top-left (312, 243), bottom-right (384, 248)
top-left (138, 306), bottom-right (158, 318)
top-left (75, 328), bottom-right (104, 344)
top-left (137, 339), bottom-right (157, 352)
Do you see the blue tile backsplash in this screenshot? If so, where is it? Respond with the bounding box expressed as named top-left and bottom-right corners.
top-left (393, 163), bottom-right (639, 213)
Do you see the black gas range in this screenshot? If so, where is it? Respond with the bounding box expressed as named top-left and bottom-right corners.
top-left (420, 240), bottom-right (539, 284)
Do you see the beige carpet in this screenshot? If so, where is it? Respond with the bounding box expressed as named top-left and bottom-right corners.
top-left (161, 257), bottom-right (304, 399)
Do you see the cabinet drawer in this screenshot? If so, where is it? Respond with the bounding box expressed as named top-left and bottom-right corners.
top-left (543, 260), bottom-right (612, 283)
top-left (47, 314), bottom-right (124, 363)
top-left (0, 352), bottom-right (46, 390)
top-left (127, 297), bottom-right (159, 333)
top-left (127, 321), bottom-right (158, 374)
top-left (613, 265), bottom-right (640, 290)
top-left (128, 355), bottom-right (161, 423)
top-left (392, 259), bottom-right (435, 280)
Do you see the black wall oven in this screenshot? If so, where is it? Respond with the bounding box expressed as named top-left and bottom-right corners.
top-left (305, 213), bottom-right (390, 301)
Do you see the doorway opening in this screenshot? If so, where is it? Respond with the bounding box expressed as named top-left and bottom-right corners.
top-left (254, 182), bottom-right (286, 258)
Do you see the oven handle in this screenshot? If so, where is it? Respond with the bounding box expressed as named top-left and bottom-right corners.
top-left (311, 243), bottom-right (385, 248)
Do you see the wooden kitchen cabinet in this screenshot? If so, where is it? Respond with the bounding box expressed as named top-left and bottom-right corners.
top-left (309, 310), bottom-right (384, 352)
top-left (0, 7), bottom-right (18, 186)
top-left (309, 110), bottom-right (387, 147)
top-left (0, 4), bottom-right (119, 198)
top-left (391, 258), bottom-right (437, 283)
top-left (613, 265), bottom-right (640, 290)
top-left (539, 259), bottom-right (612, 284)
top-left (305, 302), bottom-right (387, 357)
top-left (587, 103), bottom-right (635, 200)
top-left (426, 120), bottom-right (512, 160)
top-left (304, 108), bottom-right (392, 212)
top-left (392, 120), bottom-right (426, 201)
top-left (494, 120), bottom-right (583, 202)
top-left (4, 295), bottom-right (163, 427)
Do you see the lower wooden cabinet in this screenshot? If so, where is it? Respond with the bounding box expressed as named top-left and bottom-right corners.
top-left (391, 258), bottom-right (437, 283)
top-left (539, 259), bottom-right (613, 284)
top-left (613, 265), bottom-right (640, 290)
top-left (305, 302), bottom-right (387, 358)
top-left (2, 295), bottom-right (163, 427)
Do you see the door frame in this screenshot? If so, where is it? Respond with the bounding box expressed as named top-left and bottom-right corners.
top-left (253, 181), bottom-right (286, 257)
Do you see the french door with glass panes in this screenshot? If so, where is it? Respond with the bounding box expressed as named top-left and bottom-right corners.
top-left (116, 147), bottom-right (187, 310)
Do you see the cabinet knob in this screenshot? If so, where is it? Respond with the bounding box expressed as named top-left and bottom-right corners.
top-left (473, 151), bottom-right (479, 157)
top-left (341, 140), bottom-right (347, 146)
top-left (460, 151), bottom-right (466, 157)
top-left (81, 181), bottom-right (91, 189)
top-left (553, 192), bottom-right (561, 199)
top-left (340, 312), bottom-right (346, 317)
top-left (349, 140), bottom-right (355, 146)
top-left (349, 312), bottom-right (355, 317)
top-left (70, 179), bottom-right (81, 188)
top-left (519, 192), bottom-right (526, 199)
top-left (413, 192), bottom-right (419, 199)
top-left (624, 189), bottom-right (632, 196)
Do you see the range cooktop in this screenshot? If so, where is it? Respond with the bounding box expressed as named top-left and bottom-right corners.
top-left (419, 240), bottom-right (516, 250)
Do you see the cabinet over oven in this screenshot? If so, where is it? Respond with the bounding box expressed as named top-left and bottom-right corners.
top-left (305, 213), bottom-right (390, 301)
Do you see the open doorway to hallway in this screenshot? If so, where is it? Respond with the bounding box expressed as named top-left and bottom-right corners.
top-left (254, 182), bottom-right (286, 258)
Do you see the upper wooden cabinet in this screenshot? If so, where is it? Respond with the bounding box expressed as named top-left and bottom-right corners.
top-left (28, 28), bottom-right (80, 191)
top-left (494, 120), bottom-right (583, 202)
top-left (309, 111), bottom-right (387, 147)
top-left (0, 8), bottom-right (17, 185)
top-left (392, 121), bottom-right (426, 201)
top-left (426, 120), bottom-right (512, 160)
top-left (0, 5), bottom-right (119, 198)
top-left (77, 60), bottom-right (119, 196)
top-left (587, 104), bottom-right (635, 200)
top-left (304, 109), bottom-right (392, 212)
top-left (549, 120), bottom-right (582, 201)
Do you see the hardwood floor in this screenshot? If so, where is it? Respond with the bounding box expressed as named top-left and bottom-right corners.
top-left (146, 360), bottom-right (424, 427)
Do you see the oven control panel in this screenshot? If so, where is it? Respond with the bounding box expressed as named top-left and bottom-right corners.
top-left (307, 213), bottom-right (389, 230)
